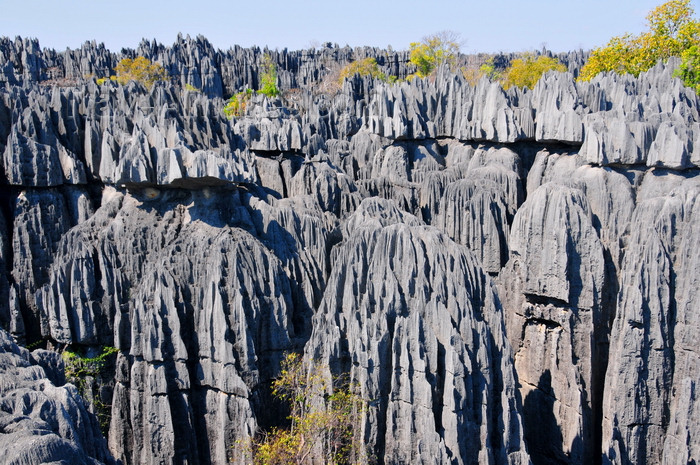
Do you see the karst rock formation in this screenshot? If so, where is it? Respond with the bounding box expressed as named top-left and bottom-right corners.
top-left (0, 35), bottom-right (698, 464)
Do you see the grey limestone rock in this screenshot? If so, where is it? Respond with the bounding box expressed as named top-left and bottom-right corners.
top-left (525, 150), bottom-right (635, 266)
top-left (366, 80), bottom-right (434, 140)
top-left (31, 347), bottom-right (66, 386)
top-left (659, 181), bottom-right (700, 464)
top-left (3, 127), bottom-right (65, 186)
top-left (0, 37), bottom-right (45, 83)
top-left (370, 144), bottom-right (411, 183)
top-left (248, 195), bottom-right (331, 333)
top-left (602, 173), bottom-right (700, 465)
top-left (441, 138), bottom-right (477, 167)
top-left (1, 35), bottom-right (700, 465)
top-left (0, 328), bottom-right (114, 465)
top-left (305, 198), bottom-right (530, 465)
top-left (0, 207), bottom-right (11, 333)
top-left (458, 78), bottom-right (533, 143)
top-left (289, 159), bottom-right (356, 217)
top-left (60, 40), bottom-right (115, 82)
top-left (11, 189), bottom-right (74, 342)
top-left (2, 91), bottom-right (87, 186)
top-left (365, 73), bottom-right (534, 144)
top-left (424, 144), bottom-right (523, 274)
top-left (508, 182), bottom-right (605, 309)
top-left (37, 186), bottom-right (301, 464)
top-left (647, 120), bottom-right (700, 169)
top-left (418, 168), bottom-right (461, 224)
top-left (498, 181), bottom-right (606, 464)
top-left (435, 177), bottom-right (510, 274)
top-left (531, 72), bottom-right (584, 144)
top-left (234, 95), bottom-right (305, 152)
top-left (580, 111), bottom-right (657, 166)
top-left (579, 60), bottom-right (700, 169)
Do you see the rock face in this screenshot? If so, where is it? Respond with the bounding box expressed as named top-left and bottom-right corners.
top-left (305, 199), bottom-right (529, 465)
top-left (0, 328), bottom-right (114, 465)
top-left (498, 180), bottom-right (606, 464)
top-left (601, 172), bottom-right (700, 465)
top-left (0, 35), bottom-right (698, 465)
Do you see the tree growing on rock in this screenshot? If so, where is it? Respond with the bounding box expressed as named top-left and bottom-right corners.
top-left (223, 88), bottom-right (253, 118)
top-left (259, 54), bottom-right (281, 98)
top-left (501, 54), bottom-right (567, 89)
top-left (338, 57), bottom-right (387, 83)
top-left (675, 43), bottom-right (700, 91)
top-left (114, 56), bottom-right (169, 87)
top-left (409, 31), bottom-right (461, 78)
top-left (578, 0), bottom-right (700, 88)
top-left (242, 353), bottom-right (368, 464)
top-left (223, 54), bottom-right (280, 118)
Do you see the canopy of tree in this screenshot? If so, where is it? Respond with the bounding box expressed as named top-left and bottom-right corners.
top-left (579, 0), bottom-right (700, 91)
top-left (114, 56), bottom-right (169, 88)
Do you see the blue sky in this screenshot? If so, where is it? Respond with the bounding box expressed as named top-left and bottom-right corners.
top-left (1, 0), bottom-right (697, 53)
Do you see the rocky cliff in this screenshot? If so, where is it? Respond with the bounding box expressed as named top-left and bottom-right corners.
top-left (0, 36), bottom-right (698, 465)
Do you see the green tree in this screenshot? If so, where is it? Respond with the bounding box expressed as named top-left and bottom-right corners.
top-left (501, 54), bottom-right (567, 90)
top-left (223, 54), bottom-right (280, 118)
top-left (114, 56), bottom-right (169, 88)
top-left (259, 54), bottom-right (281, 98)
top-left (480, 57), bottom-right (505, 81)
top-left (243, 353), bottom-right (368, 465)
top-left (579, 0), bottom-right (700, 83)
top-left (409, 31), bottom-right (461, 78)
top-left (338, 57), bottom-right (387, 83)
top-left (223, 88), bottom-right (253, 118)
top-left (674, 44), bottom-right (700, 91)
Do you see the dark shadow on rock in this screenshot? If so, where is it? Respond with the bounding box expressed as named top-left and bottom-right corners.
top-left (523, 370), bottom-right (568, 465)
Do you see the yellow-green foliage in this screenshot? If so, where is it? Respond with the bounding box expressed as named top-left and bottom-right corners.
top-left (501, 54), bottom-right (567, 90)
top-left (409, 31), bottom-right (461, 78)
top-left (579, 0), bottom-right (700, 82)
top-left (243, 353), bottom-right (367, 465)
top-left (674, 44), bottom-right (700, 91)
top-left (114, 56), bottom-right (169, 88)
top-left (95, 76), bottom-right (117, 86)
top-left (461, 57), bottom-right (508, 86)
top-left (223, 88), bottom-right (253, 118)
top-left (63, 345), bottom-right (119, 383)
top-left (338, 57), bottom-right (387, 83)
top-left (460, 58), bottom-right (504, 86)
top-left (461, 66), bottom-right (483, 86)
top-left (223, 55), bottom-right (280, 117)
top-left (184, 83), bottom-right (201, 92)
top-left (259, 54), bottom-right (280, 98)
top-left (63, 346), bottom-right (119, 433)
top-left (479, 58), bottom-right (504, 82)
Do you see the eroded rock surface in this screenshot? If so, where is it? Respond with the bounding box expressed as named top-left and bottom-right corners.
top-left (0, 328), bottom-right (113, 465)
top-left (0, 36), bottom-right (698, 465)
top-left (306, 199), bottom-right (529, 465)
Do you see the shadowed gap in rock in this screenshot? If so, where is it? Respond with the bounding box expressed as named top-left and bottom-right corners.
top-left (523, 370), bottom-right (568, 465)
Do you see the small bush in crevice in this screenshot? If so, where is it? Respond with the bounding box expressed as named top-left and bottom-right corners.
top-left (223, 88), bottom-right (254, 118)
top-left (62, 345), bottom-right (119, 435)
top-left (259, 54), bottom-right (281, 98)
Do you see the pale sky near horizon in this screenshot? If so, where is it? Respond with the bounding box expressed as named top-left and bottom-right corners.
top-left (1, 0), bottom-right (698, 54)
